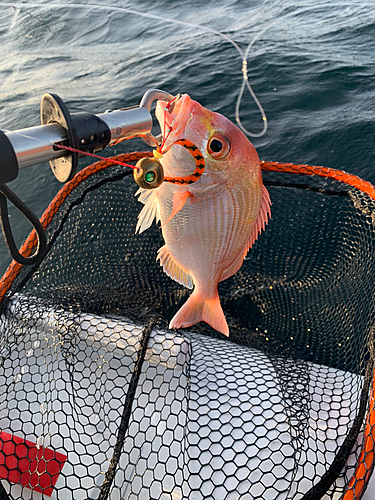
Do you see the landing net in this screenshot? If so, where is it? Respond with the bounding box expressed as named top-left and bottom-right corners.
top-left (0, 153), bottom-right (375, 500)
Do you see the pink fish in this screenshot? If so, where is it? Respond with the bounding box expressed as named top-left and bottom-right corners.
top-left (136, 94), bottom-right (271, 336)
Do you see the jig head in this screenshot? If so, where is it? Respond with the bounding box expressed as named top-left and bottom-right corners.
top-left (134, 157), bottom-right (164, 189)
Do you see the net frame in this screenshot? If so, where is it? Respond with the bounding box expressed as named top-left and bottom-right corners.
top-left (0, 153), bottom-right (374, 500)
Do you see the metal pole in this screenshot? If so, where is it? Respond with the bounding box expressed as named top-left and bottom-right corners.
top-left (5, 106), bottom-right (152, 170)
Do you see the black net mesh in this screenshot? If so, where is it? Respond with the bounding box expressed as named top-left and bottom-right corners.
top-left (1, 159), bottom-right (375, 500)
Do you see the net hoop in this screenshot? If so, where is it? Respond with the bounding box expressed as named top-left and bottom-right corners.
top-left (343, 374), bottom-right (375, 500)
top-left (0, 154), bottom-right (375, 499)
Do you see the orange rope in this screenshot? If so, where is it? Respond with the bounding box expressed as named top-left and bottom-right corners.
top-left (260, 160), bottom-right (375, 201)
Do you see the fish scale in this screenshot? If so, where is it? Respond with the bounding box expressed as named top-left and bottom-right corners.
top-left (161, 189), bottom-right (233, 292)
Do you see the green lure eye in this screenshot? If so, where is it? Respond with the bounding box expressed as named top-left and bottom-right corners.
top-left (145, 171), bottom-right (156, 183)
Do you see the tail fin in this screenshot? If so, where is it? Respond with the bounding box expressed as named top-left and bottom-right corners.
top-left (169, 291), bottom-right (229, 336)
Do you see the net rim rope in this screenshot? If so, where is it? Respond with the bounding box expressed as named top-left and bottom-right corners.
top-left (1, 153), bottom-right (375, 500)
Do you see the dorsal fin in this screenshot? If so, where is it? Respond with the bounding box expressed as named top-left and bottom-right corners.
top-left (220, 184), bottom-right (271, 282)
top-left (157, 245), bottom-right (194, 289)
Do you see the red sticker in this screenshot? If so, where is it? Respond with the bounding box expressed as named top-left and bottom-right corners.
top-left (0, 431), bottom-right (67, 497)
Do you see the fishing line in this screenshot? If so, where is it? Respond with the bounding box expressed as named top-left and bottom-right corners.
top-left (2, 1), bottom-right (367, 138)
top-left (53, 144), bottom-right (139, 169)
top-left (3, 1), bottom-right (270, 138)
top-left (11, 5), bottom-right (57, 36)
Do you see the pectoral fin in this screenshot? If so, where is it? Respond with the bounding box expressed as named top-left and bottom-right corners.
top-left (162, 190), bottom-right (192, 227)
top-left (135, 188), bottom-right (160, 234)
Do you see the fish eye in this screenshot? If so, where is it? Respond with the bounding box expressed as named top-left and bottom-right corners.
top-left (210, 139), bottom-right (222, 153)
top-left (207, 133), bottom-right (231, 159)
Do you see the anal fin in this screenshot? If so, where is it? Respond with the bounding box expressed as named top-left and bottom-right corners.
top-left (157, 245), bottom-right (194, 289)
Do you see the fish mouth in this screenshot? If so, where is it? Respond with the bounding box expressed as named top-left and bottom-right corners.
top-left (155, 94), bottom-right (193, 144)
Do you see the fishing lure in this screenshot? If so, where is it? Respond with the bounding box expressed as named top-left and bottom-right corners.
top-left (133, 139), bottom-right (205, 189)
top-left (133, 96), bottom-right (206, 189)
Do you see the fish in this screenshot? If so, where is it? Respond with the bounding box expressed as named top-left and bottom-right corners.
top-left (136, 94), bottom-right (271, 336)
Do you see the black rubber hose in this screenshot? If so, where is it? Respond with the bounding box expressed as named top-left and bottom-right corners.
top-left (0, 184), bottom-right (46, 266)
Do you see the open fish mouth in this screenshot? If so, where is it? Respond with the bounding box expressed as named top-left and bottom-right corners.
top-left (156, 94), bottom-right (193, 141)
